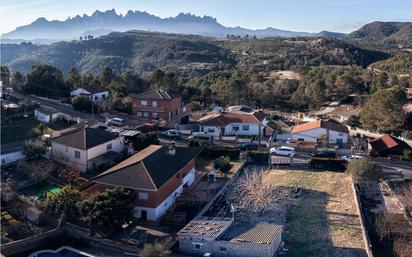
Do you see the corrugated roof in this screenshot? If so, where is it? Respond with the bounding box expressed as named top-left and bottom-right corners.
top-left (219, 223), bottom-right (283, 245)
top-left (291, 119), bottom-right (349, 134)
top-left (51, 128), bottom-right (119, 150)
top-left (177, 217), bottom-right (233, 239)
top-left (35, 106), bottom-right (60, 115)
top-left (93, 145), bottom-right (201, 190)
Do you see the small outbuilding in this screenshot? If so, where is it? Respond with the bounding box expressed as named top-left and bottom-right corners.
top-left (34, 107), bottom-right (61, 123)
top-left (369, 134), bottom-right (412, 157)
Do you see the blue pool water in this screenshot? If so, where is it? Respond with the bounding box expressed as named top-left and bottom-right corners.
top-left (30, 247), bottom-right (94, 257)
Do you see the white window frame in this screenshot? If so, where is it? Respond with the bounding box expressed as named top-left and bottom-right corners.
top-left (143, 112), bottom-right (149, 117)
top-left (137, 112), bottom-right (143, 117)
top-left (141, 100), bottom-right (148, 106)
top-left (152, 101), bottom-right (157, 108)
top-left (242, 125), bottom-right (250, 131)
top-left (74, 150), bottom-right (81, 159)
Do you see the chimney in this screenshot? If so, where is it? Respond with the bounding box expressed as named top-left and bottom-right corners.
top-left (167, 142), bottom-right (176, 156)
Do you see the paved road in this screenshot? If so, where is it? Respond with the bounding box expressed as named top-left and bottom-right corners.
top-left (375, 159), bottom-right (412, 176)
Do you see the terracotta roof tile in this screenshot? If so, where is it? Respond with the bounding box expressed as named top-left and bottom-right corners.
top-left (199, 111), bottom-right (266, 126)
top-left (291, 120), bottom-right (349, 134)
top-left (369, 134), bottom-right (411, 153)
top-left (132, 89), bottom-right (180, 100)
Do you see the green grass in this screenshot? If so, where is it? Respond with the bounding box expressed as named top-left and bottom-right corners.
top-left (1, 116), bottom-right (39, 144)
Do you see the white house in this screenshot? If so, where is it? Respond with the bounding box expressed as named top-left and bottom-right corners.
top-left (34, 107), bottom-right (61, 123)
top-left (290, 119), bottom-right (349, 147)
top-left (198, 111), bottom-right (268, 141)
top-left (51, 127), bottom-right (124, 172)
top-left (92, 144), bottom-right (201, 221)
top-left (70, 84), bottom-right (109, 103)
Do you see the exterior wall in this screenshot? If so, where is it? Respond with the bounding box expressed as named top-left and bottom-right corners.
top-left (132, 163), bottom-right (196, 221)
top-left (178, 232), bottom-right (281, 257)
top-left (199, 125), bottom-right (221, 139)
top-left (90, 91), bottom-right (109, 103)
top-left (132, 95), bottom-right (185, 121)
top-left (51, 142), bottom-right (87, 171)
top-left (1, 150), bottom-right (25, 165)
top-left (34, 110), bottom-right (51, 123)
top-left (70, 88), bottom-right (89, 97)
top-left (224, 122), bottom-right (263, 136)
top-left (51, 137), bottom-right (124, 172)
top-left (291, 128), bottom-right (349, 146)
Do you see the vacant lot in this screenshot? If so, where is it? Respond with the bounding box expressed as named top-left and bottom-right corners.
top-left (1, 116), bottom-right (38, 144)
top-left (268, 170), bottom-right (367, 257)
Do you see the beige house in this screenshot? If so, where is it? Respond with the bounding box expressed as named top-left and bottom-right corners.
top-left (51, 128), bottom-right (124, 172)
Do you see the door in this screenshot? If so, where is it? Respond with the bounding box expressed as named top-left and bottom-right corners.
top-left (141, 210), bottom-right (147, 220)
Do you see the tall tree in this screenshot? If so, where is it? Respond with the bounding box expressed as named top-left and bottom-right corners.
top-left (11, 71), bottom-right (25, 92)
top-left (0, 66), bottom-right (10, 87)
top-left (100, 67), bottom-right (115, 87)
top-left (360, 87), bottom-right (407, 133)
top-left (25, 64), bottom-right (68, 98)
top-left (66, 67), bottom-right (81, 89)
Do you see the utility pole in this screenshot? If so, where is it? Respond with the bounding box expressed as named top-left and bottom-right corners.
top-left (258, 121), bottom-right (261, 151)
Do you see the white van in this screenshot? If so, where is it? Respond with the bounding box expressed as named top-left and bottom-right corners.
top-left (107, 117), bottom-right (125, 127)
top-left (270, 146), bottom-right (296, 157)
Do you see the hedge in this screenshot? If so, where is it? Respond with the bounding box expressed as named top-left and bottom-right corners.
top-left (248, 150), bottom-right (269, 164)
top-left (200, 146), bottom-right (240, 160)
top-left (310, 158), bottom-right (347, 171)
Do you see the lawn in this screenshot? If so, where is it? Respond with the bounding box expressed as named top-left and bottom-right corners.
top-left (268, 170), bottom-right (367, 257)
top-left (1, 116), bottom-right (39, 144)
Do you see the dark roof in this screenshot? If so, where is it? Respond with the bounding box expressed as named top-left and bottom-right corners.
top-left (93, 145), bottom-right (201, 190)
top-left (35, 106), bottom-right (59, 115)
top-left (132, 89), bottom-right (181, 100)
top-left (369, 135), bottom-right (412, 154)
top-left (51, 128), bottom-right (119, 150)
top-left (198, 111), bottom-right (266, 126)
top-left (178, 217), bottom-right (233, 239)
top-left (291, 119), bottom-right (349, 134)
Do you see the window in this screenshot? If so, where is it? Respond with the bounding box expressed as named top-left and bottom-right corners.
top-left (66, 147), bottom-right (68, 152)
top-left (137, 112), bottom-right (142, 117)
top-left (152, 113), bottom-right (159, 118)
top-left (193, 243), bottom-right (202, 250)
top-left (242, 125), bottom-right (250, 131)
top-left (74, 151), bottom-right (80, 159)
top-left (152, 101), bottom-right (157, 108)
top-left (94, 96), bottom-right (98, 100)
top-left (207, 128), bottom-right (215, 133)
top-left (141, 100), bottom-right (148, 106)
top-left (102, 94), bottom-right (106, 99)
top-left (200, 127), bottom-right (204, 132)
top-left (233, 126), bottom-right (239, 131)
top-left (175, 109), bottom-right (178, 115)
top-left (106, 143), bottom-right (112, 151)
top-left (220, 247), bottom-right (227, 252)
top-left (138, 192), bottom-right (149, 200)
top-left (143, 112), bottom-right (149, 117)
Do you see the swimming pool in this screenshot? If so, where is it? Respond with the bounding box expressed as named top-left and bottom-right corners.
top-left (20, 181), bottom-right (62, 203)
top-left (30, 246), bottom-right (95, 257)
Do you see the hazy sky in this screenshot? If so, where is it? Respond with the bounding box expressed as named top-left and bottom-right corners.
top-left (1, 0), bottom-right (411, 34)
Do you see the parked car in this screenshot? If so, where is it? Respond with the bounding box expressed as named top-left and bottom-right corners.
top-left (188, 133), bottom-right (213, 142)
top-left (311, 151), bottom-right (336, 158)
top-left (270, 146), bottom-right (296, 157)
top-left (135, 123), bottom-right (156, 133)
top-left (239, 143), bottom-right (259, 151)
top-left (160, 129), bottom-right (181, 139)
top-left (342, 155), bottom-right (362, 162)
top-left (106, 117), bottom-right (125, 127)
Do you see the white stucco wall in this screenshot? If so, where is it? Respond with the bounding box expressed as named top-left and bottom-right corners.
top-left (199, 120), bottom-right (267, 139)
top-left (70, 88), bottom-right (89, 97)
top-left (51, 142), bottom-right (87, 171)
top-left (133, 168), bottom-right (196, 221)
top-left (90, 91), bottom-right (109, 103)
top-left (87, 137), bottom-right (124, 160)
top-left (291, 128), bottom-right (348, 145)
top-left (34, 110), bottom-right (51, 123)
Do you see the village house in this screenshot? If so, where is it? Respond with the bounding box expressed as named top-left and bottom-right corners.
top-left (178, 217), bottom-right (283, 257)
top-left (131, 89), bottom-right (189, 122)
top-left (50, 127), bottom-right (124, 172)
top-left (70, 84), bottom-right (109, 103)
top-left (92, 144), bottom-right (201, 221)
top-left (34, 106), bottom-right (61, 123)
top-left (197, 111), bottom-right (268, 141)
top-left (290, 119), bottom-right (349, 147)
top-left (369, 134), bottom-right (412, 157)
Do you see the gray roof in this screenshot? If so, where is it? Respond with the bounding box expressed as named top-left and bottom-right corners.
top-left (35, 106), bottom-right (60, 115)
top-left (52, 128), bottom-right (119, 150)
top-left (177, 217), bottom-right (233, 239)
top-left (218, 223), bottom-right (283, 245)
top-left (93, 145), bottom-right (201, 190)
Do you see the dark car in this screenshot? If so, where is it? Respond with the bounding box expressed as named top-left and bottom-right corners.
top-left (311, 151), bottom-right (337, 158)
top-left (135, 123), bottom-right (156, 133)
top-left (239, 143), bottom-right (259, 151)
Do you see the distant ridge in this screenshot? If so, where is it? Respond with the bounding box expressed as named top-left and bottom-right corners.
top-left (2, 9), bottom-right (344, 41)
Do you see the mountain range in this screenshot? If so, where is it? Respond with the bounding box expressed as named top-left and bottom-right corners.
top-left (1, 9), bottom-right (345, 41)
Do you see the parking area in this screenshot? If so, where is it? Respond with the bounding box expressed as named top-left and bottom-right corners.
top-left (270, 152), bottom-right (310, 166)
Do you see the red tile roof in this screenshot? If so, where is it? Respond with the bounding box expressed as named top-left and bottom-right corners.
top-left (199, 112), bottom-right (266, 126)
top-left (291, 120), bottom-right (349, 134)
top-left (369, 135), bottom-right (411, 153)
top-left (132, 89), bottom-right (180, 100)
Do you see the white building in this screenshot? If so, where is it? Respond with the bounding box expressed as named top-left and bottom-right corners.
top-left (290, 119), bottom-right (349, 147)
top-left (92, 145), bottom-right (201, 221)
top-left (34, 107), bottom-right (62, 123)
top-left (198, 111), bottom-right (268, 140)
top-left (70, 85), bottom-right (109, 103)
top-left (51, 127), bottom-right (124, 172)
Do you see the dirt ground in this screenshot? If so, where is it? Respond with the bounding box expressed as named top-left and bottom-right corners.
top-left (268, 170), bottom-right (367, 257)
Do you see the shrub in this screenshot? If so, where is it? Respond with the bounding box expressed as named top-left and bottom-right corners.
top-left (248, 150), bottom-right (269, 164)
top-left (201, 146), bottom-right (240, 160)
top-left (131, 132), bottom-right (159, 151)
top-left (214, 156), bottom-right (232, 176)
top-left (140, 240), bottom-right (171, 257)
top-left (347, 158), bottom-right (382, 183)
top-left (403, 149), bottom-right (412, 161)
top-left (44, 185), bottom-right (82, 218)
top-left (23, 140), bottom-right (46, 158)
